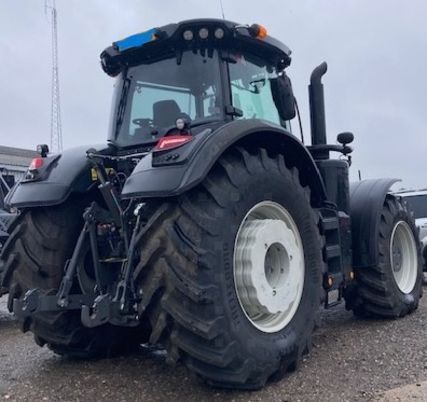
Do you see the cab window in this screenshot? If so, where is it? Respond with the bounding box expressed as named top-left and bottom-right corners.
top-left (228, 54), bottom-right (282, 126)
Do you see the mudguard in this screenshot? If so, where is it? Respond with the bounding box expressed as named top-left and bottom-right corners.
top-left (5, 145), bottom-right (104, 208)
top-left (350, 178), bottom-right (399, 268)
top-left (121, 119), bottom-right (327, 205)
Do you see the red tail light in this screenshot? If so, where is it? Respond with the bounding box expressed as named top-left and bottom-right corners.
top-left (155, 135), bottom-right (192, 151)
top-left (29, 157), bottom-right (44, 171)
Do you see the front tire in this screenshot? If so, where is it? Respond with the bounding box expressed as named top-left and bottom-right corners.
top-left (134, 148), bottom-right (324, 389)
top-left (345, 195), bottom-right (423, 317)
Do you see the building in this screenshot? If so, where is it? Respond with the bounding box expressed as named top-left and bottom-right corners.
top-left (0, 145), bottom-right (38, 185)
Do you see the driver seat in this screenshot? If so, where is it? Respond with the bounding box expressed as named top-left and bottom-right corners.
top-left (153, 100), bottom-right (181, 127)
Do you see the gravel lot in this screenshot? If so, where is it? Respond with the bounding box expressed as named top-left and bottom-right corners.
top-left (0, 291), bottom-right (426, 402)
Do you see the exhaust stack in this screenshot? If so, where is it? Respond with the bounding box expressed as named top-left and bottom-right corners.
top-left (309, 62), bottom-right (328, 152)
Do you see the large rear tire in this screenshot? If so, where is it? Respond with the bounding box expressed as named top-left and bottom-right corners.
top-left (1, 199), bottom-right (142, 357)
top-left (134, 148), bottom-right (324, 389)
top-left (345, 195), bottom-right (423, 317)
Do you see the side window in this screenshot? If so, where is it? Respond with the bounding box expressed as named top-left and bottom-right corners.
top-left (229, 55), bottom-right (281, 125)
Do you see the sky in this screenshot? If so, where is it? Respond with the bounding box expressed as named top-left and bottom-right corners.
top-left (0, 0), bottom-right (426, 189)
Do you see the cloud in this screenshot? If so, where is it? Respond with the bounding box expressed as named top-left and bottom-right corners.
top-left (0, 0), bottom-right (426, 189)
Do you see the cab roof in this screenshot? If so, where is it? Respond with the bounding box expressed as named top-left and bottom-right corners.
top-left (100, 18), bottom-right (292, 77)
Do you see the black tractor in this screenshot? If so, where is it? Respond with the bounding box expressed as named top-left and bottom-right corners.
top-left (0, 19), bottom-right (422, 389)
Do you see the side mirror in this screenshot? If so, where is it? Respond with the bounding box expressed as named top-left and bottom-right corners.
top-left (271, 73), bottom-right (296, 121)
top-left (337, 132), bottom-right (354, 145)
top-left (36, 144), bottom-right (49, 157)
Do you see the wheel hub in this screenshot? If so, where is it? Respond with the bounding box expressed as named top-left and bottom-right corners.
top-left (234, 201), bottom-right (304, 333)
top-left (392, 245), bottom-right (403, 273)
top-left (390, 221), bottom-right (418, 294)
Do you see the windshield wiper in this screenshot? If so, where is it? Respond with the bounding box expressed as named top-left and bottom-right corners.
top-left (114, 77), bottom-right (131, 138)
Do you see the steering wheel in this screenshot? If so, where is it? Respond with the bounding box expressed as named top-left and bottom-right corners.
top-left (133, 118), bottom-right (153, 128)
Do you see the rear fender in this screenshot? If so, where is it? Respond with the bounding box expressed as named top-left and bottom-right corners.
top-left (5, 145), bottom-right (104, 209)
top-left (350, 178), bottom-right (399, 268)
top-left (121, 119), bottom-right (327, 206)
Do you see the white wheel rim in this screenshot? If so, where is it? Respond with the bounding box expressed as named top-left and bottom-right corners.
top-left (233, 201), bottom-right (305, 333)
top-left (390, 221), bottom-right (418, 294)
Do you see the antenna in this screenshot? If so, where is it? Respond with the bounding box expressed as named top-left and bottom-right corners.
top-left (219, 0), bottom-right (226, 19)
top-left (45, 0), bottom-right (63, 153)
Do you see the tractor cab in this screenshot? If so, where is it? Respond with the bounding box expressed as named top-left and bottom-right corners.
top-left (101, 19), bottom-right (296, 148)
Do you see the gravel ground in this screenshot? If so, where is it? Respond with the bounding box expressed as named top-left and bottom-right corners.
top-left (376, 381), bottom-right (427, 401)
top-left (0, 292), bottom-right (426, 402)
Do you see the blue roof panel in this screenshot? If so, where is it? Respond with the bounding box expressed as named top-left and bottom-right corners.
top-left (113, 28), bottom-right (158, 52)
